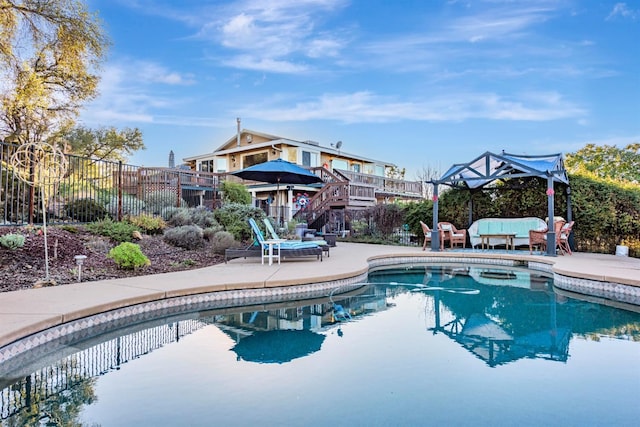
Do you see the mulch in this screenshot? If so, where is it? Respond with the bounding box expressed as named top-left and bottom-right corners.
top-left (0, 226), bottom-right (224, 293)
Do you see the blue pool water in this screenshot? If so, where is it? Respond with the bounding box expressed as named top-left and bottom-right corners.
top-left (1, 264), bottom-right (639, 426)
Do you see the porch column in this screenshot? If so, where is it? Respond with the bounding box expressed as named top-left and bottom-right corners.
top-left (287, 186), bottom-right (294, 222)
top-left (431, 183), bottom-right (440, 251)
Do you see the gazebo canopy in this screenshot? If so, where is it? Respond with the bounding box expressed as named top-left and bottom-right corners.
top-left (431, 151), bottom-right (571, 256)
top-left (436, 151), bottom-right (569, 189)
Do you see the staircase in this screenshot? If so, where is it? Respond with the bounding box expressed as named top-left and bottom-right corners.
top-left (293, 167), bottom-right (377, 231)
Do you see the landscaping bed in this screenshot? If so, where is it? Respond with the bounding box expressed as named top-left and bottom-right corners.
top-left (0, 226), bottom-right (224, 293)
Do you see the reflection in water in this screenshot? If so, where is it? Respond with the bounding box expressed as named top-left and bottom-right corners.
top-left (0, 264), bottom-right (639, 424)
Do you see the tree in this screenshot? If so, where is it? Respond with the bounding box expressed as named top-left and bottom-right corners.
top-left (386, 165), bottom-right (406, 180)
top-left (59, 126), bottom-right (145, 162)
top-left (565, 143), bottom-right (640, 183)
top-left (0, 0), bottom-right (109, 146)
top-left (221, 181), bottom-right (252, 204)
top-left (414, 164), bottom-right (443, 199)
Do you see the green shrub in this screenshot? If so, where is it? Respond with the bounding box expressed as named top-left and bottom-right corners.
top-left (160, 206), bottom-right (183, 221)
top-left (65, 198), bottom-right (108, 222)
top-left (126, 213), bottom-right (167, 235)
top-left (108, 242), bottom-right (150, 269)
top-left (144, 190), bottom-right (188, 214)
top-left (105, 195), bottom-right (145, 217)
top-left (190, 206), bottom-right (220, 228)
top-left (203, 225), bottom-right (224, 240)
top-left (622, 237), bottom-right (640, 258)
top-left (213, 203), bottom-right (265, 241)
top-left (86, 218), bottom-right (141, 243)
top-left (165, 207), bottom-right (193, 226)
top-left (221, 181), bottom-right (252, 204)
top-left (209, 230), bottom-right (237, 254)
top-left (0, 233), bottom-right (25, 250)
top-left (163, 225), bottom-right (204, 249)
top-left (60, 225), bottom-right (81, 233)
top-left (402, 199), bottom-right (434, 236)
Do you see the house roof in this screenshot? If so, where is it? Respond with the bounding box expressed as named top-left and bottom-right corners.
top-left (184, 128), bottom-right (396, 167)
top-left (436, 151), bottom-right (569, 189)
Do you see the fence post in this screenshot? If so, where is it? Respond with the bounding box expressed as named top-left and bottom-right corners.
top-left (117, 161), bottom-right (123, 221)
top-left (28, 145), bottom-right (35, 225)
top-left (177, 172), bottom-right (182, 207)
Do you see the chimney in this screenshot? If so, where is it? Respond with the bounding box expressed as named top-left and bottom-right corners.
top-left (236, 117), bottom-right (241, 147)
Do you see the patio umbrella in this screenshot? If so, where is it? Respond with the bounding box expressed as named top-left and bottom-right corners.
top-left (232, 329), bottom-right (326, 364)
top-left (232, 159), bottom-right (323, 218)
top-left (230, 158), bottom-right (323, 186)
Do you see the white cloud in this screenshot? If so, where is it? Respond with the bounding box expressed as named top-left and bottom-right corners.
top-left (136, 62), bottom-right (196, 85)
top-left (237, 90), bottom-right (586, 123)
top-left (196, 0), bottom-right (349, 72)
top-left (80, 61), bottom-right (197, 127)
top-left (222, 56), bottom-right (309, 73)
top-left (607, 3), bottom-right (639, 21)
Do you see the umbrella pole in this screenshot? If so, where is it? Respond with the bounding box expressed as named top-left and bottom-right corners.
top-left (276, 179), bottom-right (280, 226)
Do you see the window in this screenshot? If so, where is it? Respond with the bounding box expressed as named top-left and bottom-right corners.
top-left (301, 150), bottom-right (318, 167)
top-left (243, 151), bottom-right (268, 168)
top-left (199, 160), bottom-right (214, 172)
top-left (217, 158), bottom-right (227, 173)
top-left (332, 159), bottom-right (348, 170)
top-left (375, 165), bottom-right (384, 176)
top-left (351, 163), bottom-right (361, 173)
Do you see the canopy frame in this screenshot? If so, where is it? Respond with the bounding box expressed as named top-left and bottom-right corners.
top-left (430, 151), bottom-right (571, 256)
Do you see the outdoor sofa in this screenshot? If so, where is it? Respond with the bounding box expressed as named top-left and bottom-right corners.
top-left (468, 217), bottom-right (547, 249)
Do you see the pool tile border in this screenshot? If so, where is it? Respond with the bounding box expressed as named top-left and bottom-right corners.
top-left (0, 273), bottom-right (367, 366)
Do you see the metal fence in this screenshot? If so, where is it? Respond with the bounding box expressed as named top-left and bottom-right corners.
top-left (0, 140), bottom-right (224, 226)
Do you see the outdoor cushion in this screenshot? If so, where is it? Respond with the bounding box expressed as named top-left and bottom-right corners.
top-left (469, 217), bottom-right (547, 248)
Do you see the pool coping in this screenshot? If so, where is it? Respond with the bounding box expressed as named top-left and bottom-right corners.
top-left (1, 243), bottom-right (639, 364)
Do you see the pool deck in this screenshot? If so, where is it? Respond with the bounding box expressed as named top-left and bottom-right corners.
top-left (1, 243), bottom-right (639, 351)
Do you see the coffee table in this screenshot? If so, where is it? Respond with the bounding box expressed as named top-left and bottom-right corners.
top-left (479, 233), bottom-right (516, 251)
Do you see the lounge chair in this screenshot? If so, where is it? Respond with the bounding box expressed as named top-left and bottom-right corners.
top-left (263, 218), bottom-right (330, 257)
top-left (438, 222), bottom-right (467, 249)
top-left (225, 218), bottom-right (323, 263)
top-left (420, 221), bottom-right (433, 251)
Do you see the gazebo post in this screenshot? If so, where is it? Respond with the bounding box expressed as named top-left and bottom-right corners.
top-left (566, 186), bottom-right (574, 251)
top-left (431, 183), bottom-right (440, 251)
top-left (468, 191), bottom-right (474, 227)
top-left (546, 177), bottom-right (557, 256)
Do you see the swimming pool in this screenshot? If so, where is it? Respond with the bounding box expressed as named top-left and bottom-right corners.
top-left (1, 264), bottom-right (639, 426)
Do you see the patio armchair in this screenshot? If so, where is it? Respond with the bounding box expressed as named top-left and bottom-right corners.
top-left (529, 219), bottom-right (566, 254)
top-left (529, 225), bottom-right (548, 254)
top-left (438, 222), bottom-right (467, 249)
top-left (419, 221), bottom-right (433, 251)
top-left (558, 221), bottom-right (574, 255)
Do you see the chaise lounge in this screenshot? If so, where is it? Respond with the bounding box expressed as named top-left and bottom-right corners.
top-left (263, 218), bottom-right (330, 257)
top-left (225, 218), bottom-right (323, 263)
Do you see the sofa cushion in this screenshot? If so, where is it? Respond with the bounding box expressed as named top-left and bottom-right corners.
top-left (469, 217), bottom-right (547, 248)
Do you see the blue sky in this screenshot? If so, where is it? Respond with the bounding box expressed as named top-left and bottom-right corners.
top-left (82, 0), bottom-right (640, 178)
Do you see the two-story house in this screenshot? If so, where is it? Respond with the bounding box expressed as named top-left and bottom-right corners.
top-left (183, 120), bottom-right (423, 230)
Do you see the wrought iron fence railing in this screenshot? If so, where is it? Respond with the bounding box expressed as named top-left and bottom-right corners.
top-left (0, 141), bottom-right (224, 226)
